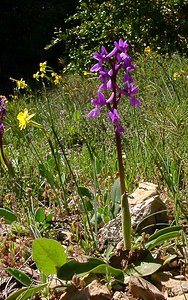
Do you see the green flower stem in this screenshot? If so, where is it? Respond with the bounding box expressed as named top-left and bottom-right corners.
top-left (115, 130), bottom-right (131, 250)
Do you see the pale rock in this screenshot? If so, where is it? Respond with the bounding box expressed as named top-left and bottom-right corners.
top-left (167, 294), bottom-right (188, 300)
top-left (129, 276), bottom-right (166, 300)
top-left (84, 279), bottom-right (111, 300)
top-left (152, 271), bottom-right (188, 297)
top-left (112, 291), bottom-right (129, 299)
top-left (99, 182), bottom-right (167, 247)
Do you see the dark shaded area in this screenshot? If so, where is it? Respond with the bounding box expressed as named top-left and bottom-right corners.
top-left (0, 0), bottom-right (78, 95)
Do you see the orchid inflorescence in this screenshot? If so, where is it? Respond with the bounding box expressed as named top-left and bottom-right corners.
top-left (87, 38), bottom-right (141, 134)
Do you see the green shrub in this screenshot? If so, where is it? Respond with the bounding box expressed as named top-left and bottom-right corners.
top-left (51, 0), bottom-right (188, 71)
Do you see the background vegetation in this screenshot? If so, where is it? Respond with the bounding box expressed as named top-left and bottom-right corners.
top-left (0, 0), bottom-right (188, 93)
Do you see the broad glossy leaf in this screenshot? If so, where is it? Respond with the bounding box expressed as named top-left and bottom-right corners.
top-left (82, 263), bottom-right (124, 282)
top-left (57, 257), bottom-right (104, 280)
top-left (124, 260), bottom-right (162, 282)
top-left (32, 238), bottom-right (67, 276)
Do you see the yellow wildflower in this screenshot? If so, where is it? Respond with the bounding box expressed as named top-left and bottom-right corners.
top-left (17, 108), bottom-right (35, 130)
top-left (33, 71), bottom-right (40, 81)
top-left (144, 46), bottom-right (151, 54)
top-left (83, 71), bottom-right (93, 76)
top-left (10, 77), bottom-right (28, 90)
top-left (16, 79), bottom-right (28, 90)
top-left (9, 94), bottom-right (18, 100)
top-left (39, 61), bottom-right (47, 73)
top-left (51, 72), bottom-right (56, 77)
top-left (53, 75), bottom-right (61, 85)
top-left (173, 72), bottom-right (180, 80)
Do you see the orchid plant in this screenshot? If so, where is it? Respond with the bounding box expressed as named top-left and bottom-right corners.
top-left (88, 38), bottom-right (141, 249)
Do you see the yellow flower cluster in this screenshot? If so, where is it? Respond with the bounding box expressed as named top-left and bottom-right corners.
top-left (173, 72), bottom-right (181, 80)
top-left (10, 77), bottom-right (28, 90)
top-left (33, 71), bottom-right (40, 81)
top-left (51, 72), bottom-right (61, 85)
top-left (173, 68), bottom-right (188, 80)
top-left (144, 46), bottom-right (151, 54)
top-left (33, 61), bottom-right (62, 85)
top-left (39, 61), bottom-right (47, 74)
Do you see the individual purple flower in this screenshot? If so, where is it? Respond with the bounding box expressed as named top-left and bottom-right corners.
top-left (91, 45), bottom-right (118, 71)
top-left (130, 96), bottom-right (141, 107)
top-left (93, 45), bottom-right (117, 61)
top-left (93, 46), bottom-right (108, 62)
top-left (98, 68), bottom-right (110, 91)
top-left (109, 109), bottom-right (120, 125)
top-left (114, 38), bottom-right (129, 53)
top-left (87, 107), bottom-right (100, 118)
top-left (90, 62), bottom-right (102, 72)
top-left (122, 73), bottom-right (134, 84)
top-left (122, 83), bottom-right (138, 97)
top-left (91, 91), bottom-right (106, 107)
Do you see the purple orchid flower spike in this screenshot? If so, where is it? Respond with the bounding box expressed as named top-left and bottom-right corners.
top-left (88, 38), bottom-right (141, 134)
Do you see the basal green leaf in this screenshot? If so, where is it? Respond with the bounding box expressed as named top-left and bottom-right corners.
top-left (125, 260), bottom-right (162, 277)
top-left (78, 186), bottom-right (93, 199)
top-left (45, 212), bottom-right (53, 222)
top-left (35, 207), bottom-right (45, 223)
top-left (145, 231), bottom-right (180, 250)
top-left (0, 208), bottom-right (17, 223)
top-left (111, 178), bottom-right (121, 217)
top-left (7, 268), bottom-right (32, 286)
top-left (57, 257), bottom-right (104, 280)
top-left (6, 283), bottom-right (48, 300)
top-left (145, 226), bottom-right (182, 250)
top-left (32, 238), bottom-right (67, 276)
top-left (82, 263), bottom-right (124, 282)
top-left (147, 225), bottom-right (182, 241)
top-left (123, 256), bottom-right (162, 283)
